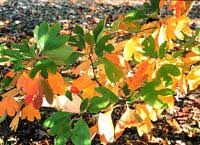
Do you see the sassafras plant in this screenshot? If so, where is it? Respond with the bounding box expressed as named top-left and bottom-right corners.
top-left (0, 0), bottom-right (199, 144)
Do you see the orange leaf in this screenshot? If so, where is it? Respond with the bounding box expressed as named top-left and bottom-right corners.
top-left (0, 96), bottom-right (19, 117)
top-left (82, 85), bottom-right (101, 99)
top-left (159, 0), bottom-right (167, 10)
top-left (126, 60), bottom-right (155, 90)
top-left (16, 71), bottom-right (39, 95)
top-left (10, 112), bottom-right (20, 132)
top-left (90, 123), bottom-right (98, 140)
top-left (21, 103), bottom-right (41, 122)
top-left (48, 71), bottom-right (66, 95)
top-left (72, 73), bottom-right (97, 91)
top-left (168, 0), bottom-right (193, 17)
top-left (115, 106), bottom-right (139, 140)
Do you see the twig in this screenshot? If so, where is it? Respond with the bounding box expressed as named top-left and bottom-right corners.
top-left (88, 53), bottom-right (102, 86)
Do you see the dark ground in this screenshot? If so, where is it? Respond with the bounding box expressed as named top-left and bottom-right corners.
top-left (0, 0), bottom-right (200, 144)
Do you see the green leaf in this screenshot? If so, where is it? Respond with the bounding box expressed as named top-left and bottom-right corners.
top-left (158, 88), bottom-right (176, 96)
top-left (100, 57), bottom-right (123, 83)
top-left (43, 46), bottom-right (74, 65)
top-left (122, 83), bottom-right (130, 96)
top-left (142, 35), bottom-right (158, 58)
top-left (93, 19), bottom-right (105, 42)
top-left (54, 127), bottom-right (71, 145)
top-left (85, 33), bottom-right (94, 47)
top-left (95, 34), bottom-right (112, 56)
top-left (87, 96), bottom-right (110, 113)
top-left (104, 44), bottom-right (114, 52)
top-left (139, 79), bottom-right (167, 109)
top-left (125, 9), bottom-right (147, 21)
top-left (65, 90), bottom-right (72, 101)
top-left (157, 64), bottom-right (180, 86)
top-left (74, 25), bottom-right (84, 36)
top-left (0, 114), bottom-right (7, 123)
top-left (0, 49), bottom-right (23, 59)
top-left (40, 80), bottom-right (54, 104)
top-left (95, 87), bottom-right (119, 103)
top-left (43, 112), bottom-right (72, 144)
top-left (30, 59), bottom-right (57, 78)
top-left (0, 57), bottom-right (9, 62)
top-left (80, 98), bottom-right (89, 112)
top-left (33, 21), bottom-right (69, 52)
top-left (70, 118), bottom-right (91, 145)
top-left (64, 52), bottom-right (84, 68)
top-left (173, 50), bottom-right (184, 58)
top-left (159, 41), bottom-right (166, 58)
top-left (43, 112), bottom-right (72, 128)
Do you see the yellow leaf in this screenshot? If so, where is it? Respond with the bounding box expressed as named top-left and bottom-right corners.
top-left (82, 85), bottom-right (101, 99)
top-left (48, 71), bottom-right (66, 95)
top-left (158, 95), bottom-right (174, 110)
top-left (186, 65), bottom-right (200, 91)
top-left (21, 103), bottom-right (41, 122)
top-left (0, 96), bottom-right (19, 117)
top-left (123, 36), bottom-right (143, 61)
top-left (98, 109), bottom-right (114, 144)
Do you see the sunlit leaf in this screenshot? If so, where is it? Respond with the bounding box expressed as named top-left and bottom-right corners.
top-left (21, 103), bottom-right (41, 121)
top-left (98, 110), bottom-right (114, 144)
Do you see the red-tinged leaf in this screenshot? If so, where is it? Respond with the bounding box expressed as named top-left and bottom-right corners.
top-left (32, 95), bottom-right (43, 109)
top-left (25, 94), bottom-right (34, 105)
top-left (71, 86), bottom-right (80, 94)
top-left (16, 71), bottom-right (39, 96)
top-left (21, 103), bottom-right (41, 122)
top-left (98, 109), bottom-right (114, 144)
top-left (0, 96), bottom-right (19, 117)
top-left (115, 106), bottom-right (140, 140)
